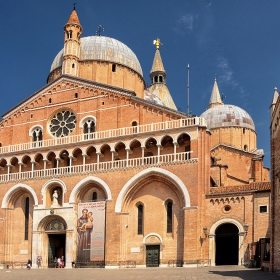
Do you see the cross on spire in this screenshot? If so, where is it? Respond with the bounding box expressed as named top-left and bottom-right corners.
top-left (96, 25), bottom-right (105, 36)
top-left (73, 3), bottom-right (77, 10)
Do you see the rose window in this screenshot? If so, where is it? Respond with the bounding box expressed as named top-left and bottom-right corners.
top-left (49, 110), bottom-right (76, 137)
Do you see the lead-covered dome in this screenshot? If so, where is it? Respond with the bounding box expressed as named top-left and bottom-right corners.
top-left (50, 36), bottom-right (143, 76)
top-left (201, 104), bottom-right (255, 131)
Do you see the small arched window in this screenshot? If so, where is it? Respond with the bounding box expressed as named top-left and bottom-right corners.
top-left (154, 76), bottom-right (158, 83)
top-left (83, 120), bottom-right (95, 135)
top-left (31, 127), bottom-right (43, 147)
top-left (244, 145), bottom-right (248, 151)
top-left (159, 76), bottom-right (163, 82)
top-left (72, 63), bottom-right (75, 69)
top-left (75, 93), bottom-right (78, 98)
top-left (92, 192), bottom-right (97, 201)
top-left (68, 30), bottom-right (72, 39)
top-left (166, 201), bottom-right (173, 233)
top-left (243, 128), bottom-right (246, 134)
top-left (137, 204), bottom-right (143, 235)
top-left (49, 98), bottom-right (52, 104)
top-left (24, 197), bottom-right (29, 240)
top-left (0, 143), bottom-right (2, 147)
top-left (112, 64), bottom-right (116, 72)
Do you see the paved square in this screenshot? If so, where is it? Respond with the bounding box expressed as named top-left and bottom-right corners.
top-left (0, 266), bottom-right (280, 280)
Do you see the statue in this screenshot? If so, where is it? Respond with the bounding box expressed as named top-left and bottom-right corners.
top-left (52, 190), bottom-right (59, 207)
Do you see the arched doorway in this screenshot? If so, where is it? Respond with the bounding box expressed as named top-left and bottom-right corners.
top-left (215, 223), bottom-right (239, 265)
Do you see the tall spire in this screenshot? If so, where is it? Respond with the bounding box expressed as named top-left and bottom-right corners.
top-left (147, 38), bottom-right (177, 110)
top-left (207, 78), bottom-right (223, 109)
top-left (62, 8), bottom-right (83, 76)
top-left (150, 38), bottom-right (166, 84)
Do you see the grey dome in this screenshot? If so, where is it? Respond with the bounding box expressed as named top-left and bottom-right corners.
top-left (50, 36), bottom-right (143, 76)
top-left (200, 104), bottom-right (255, 131)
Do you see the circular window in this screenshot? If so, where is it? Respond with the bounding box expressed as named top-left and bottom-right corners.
top-left (49, 110), bottom-right (76, 137)
top-left (224, 205), bottom-right (231, 212)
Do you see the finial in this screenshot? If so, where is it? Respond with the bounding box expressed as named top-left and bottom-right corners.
top-left (96, 25), bottom-right (105, 36)
top-left (153, 38), bottom-right (163, 50)
top-left (73, 3), bottom-right (77, 10)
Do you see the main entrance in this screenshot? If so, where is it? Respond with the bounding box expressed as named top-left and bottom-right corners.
top-left (215, 223), bottom-right (239, 265)
top-left (48, 234), bottom-right (66, 268)
top-left (146, 245), bottom-right (160, 267)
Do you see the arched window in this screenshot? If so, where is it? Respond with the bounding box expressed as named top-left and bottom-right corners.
top-left (244, 145), bottom-right (248, 151)
top-left (24, 197), bottom-right (29, 240)
top-left (154, 76), bottom-right (158, 83)
top-left (112, 64), bottom-right (116, 72)
top-left (83, 120), bottom-right (95, 139)
top-left (166, 201), bottom-right (173, 233)
top-left (138, 204), bottom-right (143, 235)
top-left (159, 76), bottom-right (163, 82)
top-left (92, 192), bottom-right (97, 201)
top-left (68, 30), bottom-right (72, 39)
top-left (49, 98), bottom-right (52, 104)
top-left (80, 116), bottom-right (97, 140)
top-left (75, 93), bottom-right (78, 98)
top-left (30, 126), bottom-right (43, 147)
top-left (72, 63), bottom-right (75, 69)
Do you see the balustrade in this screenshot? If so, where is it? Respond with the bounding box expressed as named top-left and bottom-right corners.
top-left (0, 117), bottom-right (206, 155)
top-left (0, 152), bottom-right (197, 183)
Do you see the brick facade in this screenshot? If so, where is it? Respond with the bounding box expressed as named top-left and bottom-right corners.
top-left (0, 9), bottom-right (270, 269)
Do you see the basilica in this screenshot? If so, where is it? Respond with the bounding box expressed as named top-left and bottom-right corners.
top-left (0, 8), bottom-right (270, 269)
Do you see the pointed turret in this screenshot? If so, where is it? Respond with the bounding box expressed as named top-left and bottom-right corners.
top-left (62, 8), bottom-right (83, 76)
top-left (207, 78), bottom-right (223, 109)
top-left (270, 87), bottom-right (279, 117)
top-left (147, 39), bottom-right (177, 110)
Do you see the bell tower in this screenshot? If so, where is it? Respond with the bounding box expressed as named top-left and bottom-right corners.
top-left (62, 7), bottom-right (83, 76)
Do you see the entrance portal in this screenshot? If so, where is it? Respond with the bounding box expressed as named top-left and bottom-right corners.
top-left (48, 234), bottom-right (66, 268)
top-left (215, 223), bottom-right (239, 265)
top-left (146, 245), bottom-right (160, 267)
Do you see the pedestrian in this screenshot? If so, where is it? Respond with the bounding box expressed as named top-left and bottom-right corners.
top-left (26, 259), bottom-right (32, 269)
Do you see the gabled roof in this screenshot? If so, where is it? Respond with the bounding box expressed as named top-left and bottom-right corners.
top-left (1, 75), bottom-right (186, 121)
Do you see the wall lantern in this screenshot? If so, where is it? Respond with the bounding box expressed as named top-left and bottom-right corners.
top-left (244, 224), bottom-right (249, 234)
top-left (203, 226), bottom-right (208, 237)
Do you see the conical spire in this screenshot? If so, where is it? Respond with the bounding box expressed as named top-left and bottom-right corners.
top-left (149, 38), bottom-right (166, 84)
top-left (66, 8), bottom-right (81, 25)
top-left (147, 38), bottom-right (177, 110)
top-left (150, 49), bottom-right (165, 73)
top-left (207, 78), bottom-right (223, 109)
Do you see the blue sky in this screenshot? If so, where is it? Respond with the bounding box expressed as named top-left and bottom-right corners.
top-left (0, 0), bottom-right (278, 168)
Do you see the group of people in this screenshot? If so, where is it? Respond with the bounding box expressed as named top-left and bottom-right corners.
top-left (55, 256), bottom-right (65, 268)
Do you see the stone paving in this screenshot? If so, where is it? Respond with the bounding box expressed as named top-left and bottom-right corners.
top-left (0, 266), bottom-right (280, 280)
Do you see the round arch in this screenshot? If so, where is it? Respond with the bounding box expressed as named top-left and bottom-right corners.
top-left (69, 176), bottom-right (112, 203)
top-left (115, 167), bottom-right (191, 213)
top-left (1, 183), bottom-right (39, 208)
top-left (143, 233), bottom-right (163, 244)
top-left (208, 218), bottom-right (246, 266)
top-left (41, 179), bottom-right (67, 207)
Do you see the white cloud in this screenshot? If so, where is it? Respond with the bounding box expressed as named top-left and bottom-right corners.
top-left (177, 14), bottom-right (194, 32)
